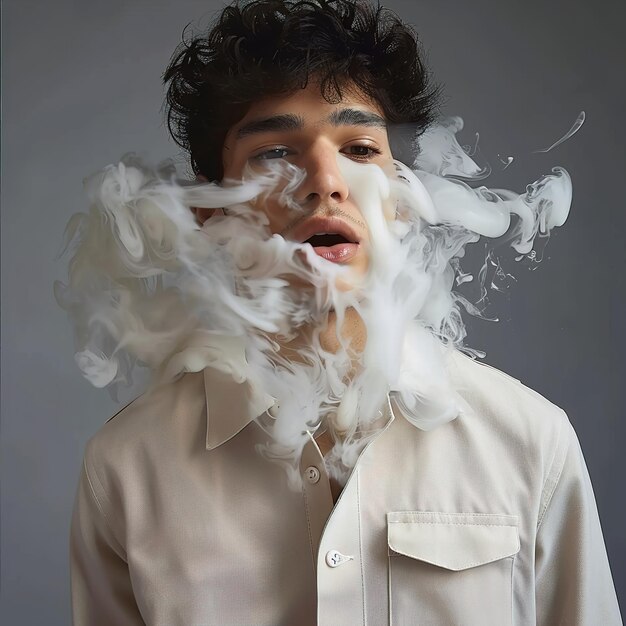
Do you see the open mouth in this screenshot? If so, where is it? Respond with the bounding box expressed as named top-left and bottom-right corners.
top-left (304, 233), bottom-right (353, 247)
top-left (290, 216), bottom-right (361, 264)
top-left (304, 233), bottom-right (359, 263)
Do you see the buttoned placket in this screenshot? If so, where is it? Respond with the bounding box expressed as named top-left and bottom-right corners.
top-left (299, 400), bottom-right (396, 626)
top-left (315, 459), bottom-right (365, 626)
top-left (299, 444), bottom-right (367, 626)
top-left (299, 431), bottom-right (365, 625)
top-left (300, 433), bottom-right (334, 569)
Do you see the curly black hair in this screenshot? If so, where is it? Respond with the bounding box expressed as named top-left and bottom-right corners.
top-left (162, 0), bottom-right (441, 181)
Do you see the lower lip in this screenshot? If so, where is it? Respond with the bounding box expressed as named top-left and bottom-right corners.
top-left (311, 243), bottom-right (359, 263)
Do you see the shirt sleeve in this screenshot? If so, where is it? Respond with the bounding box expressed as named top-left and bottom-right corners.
top-left (535, 416), bottom-right (622, 625)
top-left (70, 451), bottom-right (145, 625)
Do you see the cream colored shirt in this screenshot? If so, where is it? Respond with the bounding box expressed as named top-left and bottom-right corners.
top-left (70, 349), bottom-right (622, 625)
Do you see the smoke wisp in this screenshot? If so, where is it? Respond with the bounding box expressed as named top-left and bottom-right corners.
top-left (55, 117), bottom-right (573, 487)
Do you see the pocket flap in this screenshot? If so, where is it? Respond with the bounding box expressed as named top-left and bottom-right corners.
top-left (387, 511), bottom-right (520, 571)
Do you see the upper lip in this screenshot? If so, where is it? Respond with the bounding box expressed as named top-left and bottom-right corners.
top-left (289, 216), bottom-right (361, 245)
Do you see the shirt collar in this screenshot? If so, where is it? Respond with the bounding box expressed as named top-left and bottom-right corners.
top-left (204, 335), bottom-right (463, 450)
top-left (204, 360), bottom-right (275, 451)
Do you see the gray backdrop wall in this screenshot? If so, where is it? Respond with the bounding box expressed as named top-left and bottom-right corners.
top-left (2, 0), bottom-right (624, 622)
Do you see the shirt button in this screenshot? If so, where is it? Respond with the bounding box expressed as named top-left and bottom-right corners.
top-left (305, 466), bottom-right (321, 484)
top-left (325, 550), bottom-right (354, 568)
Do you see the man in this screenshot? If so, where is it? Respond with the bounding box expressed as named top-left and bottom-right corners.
top-left (68, 0), bottom-right (622, 624)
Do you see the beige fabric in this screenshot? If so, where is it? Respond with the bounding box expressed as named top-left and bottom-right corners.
top-left (70, 350), bottom-right (622, 625)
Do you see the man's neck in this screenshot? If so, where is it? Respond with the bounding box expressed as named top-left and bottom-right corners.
top-left (272, 306), bottom-right (368, 473)
top-left (269, 306), bottom-right (367, 364)
top-left (317, 307), bottom-right (367, 355)
top-left (314, 428), bottom-right (335, 457)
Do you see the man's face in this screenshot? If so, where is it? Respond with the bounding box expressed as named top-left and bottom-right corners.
top-left (220, 81), bottom-right (395, 280)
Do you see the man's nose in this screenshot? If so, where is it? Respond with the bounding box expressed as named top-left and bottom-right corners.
top-left (295, 145), bottom-right (350, 206)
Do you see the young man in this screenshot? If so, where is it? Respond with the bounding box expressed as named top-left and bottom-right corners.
top-left (69, 1), bottom-right (621, 624)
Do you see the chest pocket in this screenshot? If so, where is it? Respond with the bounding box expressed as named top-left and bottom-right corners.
top-left (387, 511), bottom-right (519, 626)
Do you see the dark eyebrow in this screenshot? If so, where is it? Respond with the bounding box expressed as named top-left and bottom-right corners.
top-left (235, 108), bottom-right (387, 139)
top-left (236, 114), bottom-right (305, 139)
top-left (327, 108), bottom-right (387, 129)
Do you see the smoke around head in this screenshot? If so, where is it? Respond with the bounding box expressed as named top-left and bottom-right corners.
top-left (55, 117), bottom-right (572, 488)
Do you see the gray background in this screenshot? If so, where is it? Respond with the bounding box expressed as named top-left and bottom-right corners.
top-left (2, 0), bottom-right (624, 622)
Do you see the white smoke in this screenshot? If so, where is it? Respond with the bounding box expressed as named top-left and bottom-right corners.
top-left (54, 117), bottom-right (573, 488)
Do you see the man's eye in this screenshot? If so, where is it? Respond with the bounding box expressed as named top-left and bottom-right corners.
top-left (344, 145), bottom-right (382, 160)
top-left (252, 147), bottom-right (291, 160)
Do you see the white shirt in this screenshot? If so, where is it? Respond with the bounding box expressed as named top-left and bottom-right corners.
top-left (70, 349), bottom-right (622, 625)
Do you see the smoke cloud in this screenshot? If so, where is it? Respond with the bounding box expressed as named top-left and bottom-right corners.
top-left (55, 117), bottom-right (573, 487)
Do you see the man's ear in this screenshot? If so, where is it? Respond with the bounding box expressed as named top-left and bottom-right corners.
top-left (190, 175), bottom-right (222, 225)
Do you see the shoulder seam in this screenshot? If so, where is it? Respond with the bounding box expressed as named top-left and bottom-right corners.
top-left (83, 452), bottom-right (128, 559)
top-left (536, 410), bottom-right (571, 530)
top-left (105, 398), bottom-right (138, 424)
top-left (452, 352), bottom-right (564, 414)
